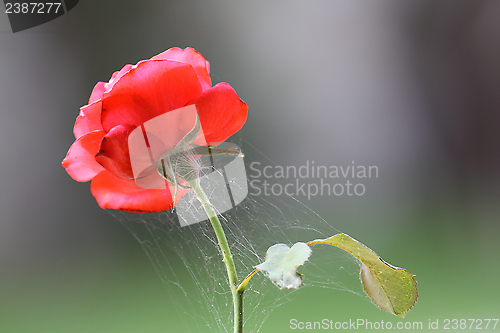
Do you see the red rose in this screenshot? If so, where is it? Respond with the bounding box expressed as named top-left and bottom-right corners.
top-left (62, 47), bottom-right (248, 212)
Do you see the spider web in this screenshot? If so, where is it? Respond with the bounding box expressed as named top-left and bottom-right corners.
top-left (110, 137), bottom-right (366, 333)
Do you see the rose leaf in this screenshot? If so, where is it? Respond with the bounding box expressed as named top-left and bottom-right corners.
top-left (308, 233), bottom-right (417, 317)
top-left (255, 242), bottom-right (311, 289)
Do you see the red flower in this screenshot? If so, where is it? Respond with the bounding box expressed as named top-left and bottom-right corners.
top-left (62, 47), bottom-right (248, 212)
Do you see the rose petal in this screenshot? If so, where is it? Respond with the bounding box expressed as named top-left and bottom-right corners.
top-left (101, 60), bottom-right (203, 132)
top-left (152, 47), bottom-right (211, 91)
top-left (88, 82), bottom-right (106, 104)
top-left (95, 125), bottom-right (136, 180)
top-left (105, 64), bottom-right (134, 92)
top-left (188, 82), bottom-right (248, 145)
top-left (74, 100), bottom-right (104, 139)
top-left (88, 64), bottom-right (134, 104)
top-left (62, 130), bottom-right (106, 182)
top-left (90, 170), bottom-right (186, 212)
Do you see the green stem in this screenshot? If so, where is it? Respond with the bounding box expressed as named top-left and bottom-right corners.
top-left (188, 179), bottom-right (243, 333)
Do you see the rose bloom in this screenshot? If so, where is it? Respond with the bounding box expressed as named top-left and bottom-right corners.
top-left (62, 47), bottom-right (248, 212)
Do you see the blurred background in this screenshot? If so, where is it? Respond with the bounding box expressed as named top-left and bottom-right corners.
top-left (1, 0), bottom-right (500, 332)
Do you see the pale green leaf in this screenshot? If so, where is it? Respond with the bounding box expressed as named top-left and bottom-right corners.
top-left (308, 233), bottom-right (417, 317)
top-left (255, 242), bottom-right (311, 289)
